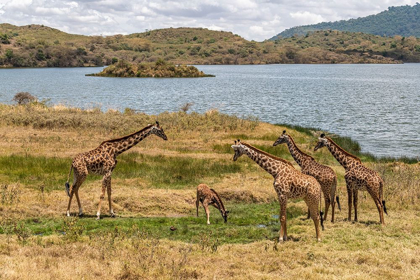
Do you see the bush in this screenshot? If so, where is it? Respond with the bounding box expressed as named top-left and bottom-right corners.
top-left (12, 92), bottom-right (37, 105)
top-left (180, 102), bottom-right (193, 112)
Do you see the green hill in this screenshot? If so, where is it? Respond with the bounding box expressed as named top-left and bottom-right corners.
top-left (1, 23), bottom-right (420, 66)
top-left (271, 4), bottom-right (420, 39)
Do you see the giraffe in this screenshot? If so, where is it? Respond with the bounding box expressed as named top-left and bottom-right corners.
top-left (273, 130), bottom-right (340, 222)
top-left (231, 140), bottom-right (322, 242)
top-left (196, 183), bottom-right (229, 224)
top-left (65, 121), bottom-right (168, 220)
top-left (314, 134), bottom-right (387, 225)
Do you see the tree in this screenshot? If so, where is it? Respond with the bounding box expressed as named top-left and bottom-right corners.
top-left (12, 92), bottom-right (37, 105)
top-left (5, 49), bottom-right (13, 61)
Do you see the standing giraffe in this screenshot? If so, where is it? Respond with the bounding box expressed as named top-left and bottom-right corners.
top-left (273, 130), bottom-right (340, 222)
top-left (231, 140), bottom-right (322, 242)
top-left (314, 134), bottom-right (387, 225)
top-left (196, 184), bottom-right (229, 224)
top-left (65, 121), bottom-right (168, 219)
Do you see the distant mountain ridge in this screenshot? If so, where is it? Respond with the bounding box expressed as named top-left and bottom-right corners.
top-left (271, 4), bottom-right (420, 40)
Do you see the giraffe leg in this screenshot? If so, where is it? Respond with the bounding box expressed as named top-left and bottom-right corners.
top-left (107, 183), bottom-right (115, 218)
top-left (347, 186), bottom-right (353, 221)
top-left (368, 188), bottom-right (385, 225)
top-left (278, 196), bottom-right (287, 242)
top-left (330, 181), bottom-right (337, 223)
top-left (353, 189), bottom-right (358, 222)
top-left (97, 173), bottom-right (111, 220)
top-left (306, 196), bottom-right (321, 242)
top-left (203, 201), bottom-right (210, 225)
top-left (66, 187), bottom-right (75, 217)
top-left (323, 192), bottom-right (330, 223)
top-left (196, 199), bottom-right (200, 217)
top-left (66, 170), bottom-right (86, 217)
top-left (74, 186), bottom-right (83, 216)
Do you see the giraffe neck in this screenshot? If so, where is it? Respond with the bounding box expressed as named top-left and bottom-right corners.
top-left (286, 136), bottom-right (313, 168)
top-left (243, 144), bottom-right (290, 178)
top-left (106, 126), bottom-right (153, 156)
top-left (325, 138), bottom-right (361, 170)
top-left (211, 189), bottom-right (226, 214)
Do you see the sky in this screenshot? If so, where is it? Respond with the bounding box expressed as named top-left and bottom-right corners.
top-left (0, 0), bottom-right (418, 41)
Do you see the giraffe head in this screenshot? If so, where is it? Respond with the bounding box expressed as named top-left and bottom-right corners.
top-left (222, 210), bottom-right (229, 223)
top-left (231, 139), bottom-right (246, 161)
top-left (150, 121), bottom-right (168, 141)
top-left (314, 133), bottom-right (328, 151)
top-left (273, 130), bottom-right (289, 146)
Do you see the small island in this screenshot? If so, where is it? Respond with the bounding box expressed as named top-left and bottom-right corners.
top-left (86, 59), bottom-right (214, 78)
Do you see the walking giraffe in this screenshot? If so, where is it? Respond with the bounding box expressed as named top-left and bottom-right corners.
top-left (65, 121), bottom-right (168, 219)
top-left (314, 134), bottom-right (387, 225)
top-left (196, 184), bottom-right (229, 224)
top-left (273, 130), bottom-right (340, 222)
top-left (231, 140), bottom-right (322, 242)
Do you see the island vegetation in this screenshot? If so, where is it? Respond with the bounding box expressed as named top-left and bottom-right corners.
top-left (87, 59), bottom-right (214, 78)
top-left (1, 23), bottom-right (420, 67)
top-left (0, 99), bottom-right (419, 278)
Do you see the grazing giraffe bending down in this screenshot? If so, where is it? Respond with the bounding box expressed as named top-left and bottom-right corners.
top-left (231, 140), bottom-right (322, 242)
top-left (65, 121), bottom-right (168, 220)
top-left (314, 134), bottom-right (387, 225)
top-left (273, 130), bottom-right (340, 223)
top-left (196, 184), bottom-right (229, 224)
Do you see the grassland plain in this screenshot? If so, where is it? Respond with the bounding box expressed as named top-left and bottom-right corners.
top-left (0, 103), bottom-right (419, 279)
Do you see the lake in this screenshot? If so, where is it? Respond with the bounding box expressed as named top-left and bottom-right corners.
top-left (0, 64), bottom-right (419, 158)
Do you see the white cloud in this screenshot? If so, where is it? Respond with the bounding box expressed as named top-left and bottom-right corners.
top-left (34, 7), bottom-right (67, 16)
top-left (207, 24), bottom-right (224, 31)
top-left (0, 0), bottom-right (419, 41)
top-left (4, 0), bottom-right (33, 9)
top-left (289, 11), bottom-right (326, 25)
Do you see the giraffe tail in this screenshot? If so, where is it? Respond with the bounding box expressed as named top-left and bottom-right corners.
top-left (382, 200), bottom-right (388, 215)
top-left (65, 165), bottom-right (73, 197)
top-left (380, 180), bottom-right (388, 215)
top-left (336, 196), bottom-right (341, 211)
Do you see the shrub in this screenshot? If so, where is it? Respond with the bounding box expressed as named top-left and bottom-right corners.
top-left (1, 184), bottom-right (21, 205)
top-left (180, 102), bottom-right (193, 112)
top-left (12, 92), bottom-right (37, 105)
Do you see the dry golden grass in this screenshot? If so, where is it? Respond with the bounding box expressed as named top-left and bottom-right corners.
top-left (1, 208), bottom-right (419, 280)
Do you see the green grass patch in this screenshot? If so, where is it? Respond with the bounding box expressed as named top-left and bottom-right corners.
top-left (253, 144), bottom-right (291, 159)
top-left (0, 153), bottom-right (243, 190)
top-left (213, 143), bottom-right (290, 158)
top-left (276, 123), bottom-right (319, 136)
top-left (212, 143), bottom-right (234, 154)
top-left (115, 152), bottom-right (242, 189)
top-left (3, 202), bottom-right (306, 244)
top-left (0, 155), bottom-right (71, 190)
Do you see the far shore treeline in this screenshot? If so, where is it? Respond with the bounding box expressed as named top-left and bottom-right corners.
top-left (1, 23), bottom-right (420, 68)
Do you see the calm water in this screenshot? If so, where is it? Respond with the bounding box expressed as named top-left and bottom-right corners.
top-left (0, 64), bottom-right (419, 158)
